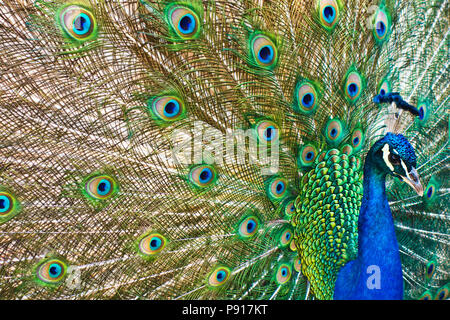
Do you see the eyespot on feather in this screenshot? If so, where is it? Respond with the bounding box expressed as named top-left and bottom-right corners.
top-left (419, 290), bottom-right (433, 300)
top-left (373, 6), bottom-right (391, 42)
top-left (294, 80), bottom-right (320, 114)
top-left (59, 5), bottom-right (98, 42)
top-left (283, 199), bottom-right (296, 218)
top-left (294, 257), bottom-right (302, 272)
top-left (434, 285), bottom-right (449, 300)
top-left (378, 79), bottom-right (391, 96)
top-left (298, 144), bottom-right (318, 167)
top-left (275, 263), bottom-right (292, 284)
top-left (0, 191), bottom-right (20, 223)
top-left (208, 266), bottom-right (231, 287)
top-left (267, 177), bottom-right (288, 200)
top-left (189, 165), bottom-right (217, 188)
top-left (167, 5), bottom-right (201, 39)
top-left (237, 216), bottom-right (260, 239)
top-left (255, 120), bottom-right (280, 144)
top-left (425, 260), bottom-right (436, 281)
top-left (317, 0), bottom-right (341, 30)
top-left (148, 95), bottom-right (186, 122)
top-left (350, 128), bottom-right (365, 152)
top-left (85, 175), bottom-right (118, 200)
top-left (279, 227), bottom-right (293, 247)
top-left (344, 70), bottom-right (364, 102)
top-left (250, 34), bottom-right (278, 69)
top-left (416, 102), bottom-right (430, 124)
top-left (35, 258), bottom-right (67, 285)
top-left (324, 119), bottom-right (345, 144)
top-left (138, 233), bottom-right (167, 256)
top-left (423, 177), bottom-right (439, 203)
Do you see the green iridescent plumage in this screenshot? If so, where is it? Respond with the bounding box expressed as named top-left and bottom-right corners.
top-left (292, 149), bottom-right (363, 299)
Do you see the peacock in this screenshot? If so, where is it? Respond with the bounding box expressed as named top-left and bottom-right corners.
top-left (0, 0), bottom-right (448, 300)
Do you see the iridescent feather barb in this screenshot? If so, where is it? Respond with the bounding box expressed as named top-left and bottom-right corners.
top-left (0, 0), bottom-right (448, 300)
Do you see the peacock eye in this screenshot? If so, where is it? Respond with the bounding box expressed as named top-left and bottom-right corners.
top-left (350, 128), bottom-right (365, 152)
top-left (294, 257), bottom-right (302, 272)
top-left (298, 144), bottom-right (318, 167)
top-left (435, 285), bottom-right (449, 300)
top-left (378, 79), bottom-right (391, 96)
top-left (284, 199), bottom-right (296, 217)
top-left (268, 177), bottom-right (288, 200)
top-left (0, 192), bottom-right (14, 215)
top-left (324, 118), bottom-right (344, 144)
top-left (388, 153), bottom-right (401, 165)
top-left (0, 191), bottom-right (20, 223)
top-left (279, 227), bottom-right (293, 247)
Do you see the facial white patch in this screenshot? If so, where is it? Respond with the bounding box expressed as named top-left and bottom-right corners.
top-left (382, 144), bottom-right (394, 171)
top-left (400, 159), bottom-right (409, 178)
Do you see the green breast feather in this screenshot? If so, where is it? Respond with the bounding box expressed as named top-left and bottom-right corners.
top-left (293, 149), bottom-right (363, 299)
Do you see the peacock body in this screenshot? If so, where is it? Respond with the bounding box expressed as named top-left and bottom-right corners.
top-left (0, 0), bottom-right (448, 300)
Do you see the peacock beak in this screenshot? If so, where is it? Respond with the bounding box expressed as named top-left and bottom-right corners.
top-left (400, 167), bottom-right (424, 196)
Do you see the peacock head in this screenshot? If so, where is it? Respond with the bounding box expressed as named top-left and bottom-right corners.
top-left (370, 133), bottom-right (424, 196)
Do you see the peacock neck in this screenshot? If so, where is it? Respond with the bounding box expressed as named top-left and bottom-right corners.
top-left (358, 157), bottom-right (397, 264)
top-left (334, 153), bottom-right (403, 299)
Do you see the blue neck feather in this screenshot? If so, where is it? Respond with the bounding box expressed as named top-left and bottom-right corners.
top-left (333, 153), bottom-right (403, 300)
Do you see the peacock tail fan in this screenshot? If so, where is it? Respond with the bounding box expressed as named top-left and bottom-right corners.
top-left (0, 0), bottom-right (448, 300)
